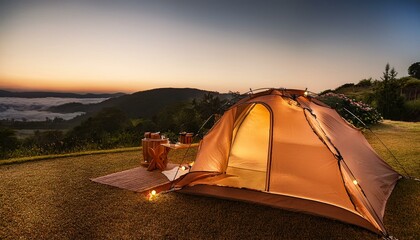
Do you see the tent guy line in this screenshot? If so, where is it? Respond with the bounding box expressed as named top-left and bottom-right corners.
top-left (343, 107), bottom-right (411, 179)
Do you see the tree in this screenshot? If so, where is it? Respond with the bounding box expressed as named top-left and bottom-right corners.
top-left (193, 93), bottom-right (226, 120)
top-left (26, 130), bottom-right (65, 154)
top-left (381, 63), bottom-right (397, 81)
top-left (65, 107), bottom-right (132, 149)
top-left (0, 126), bottom-right (19, 158)
top-left (375, 63), bottom-right (405, 120)
top-left (408, 62), bottom-right (420, 79)
top-left (401, 77), bottom-right (420, 100)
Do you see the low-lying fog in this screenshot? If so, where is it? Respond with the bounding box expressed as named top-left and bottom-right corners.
top-left (0, 97), bottom-right (107, 121)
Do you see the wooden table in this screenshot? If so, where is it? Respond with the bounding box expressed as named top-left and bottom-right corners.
top-left (141, 140), bottom-right (194, 171)
top-left (141, 138), bottom-right (169, 170)
top-left (160, 143), bottom-right (195, 170)
top-left (161, 143), bottom-right (192, 150)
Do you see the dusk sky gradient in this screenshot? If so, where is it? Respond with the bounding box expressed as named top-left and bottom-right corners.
top-left (0, 0), bottom-right (419, 93)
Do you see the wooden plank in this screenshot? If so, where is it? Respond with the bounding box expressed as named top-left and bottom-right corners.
top-left (91, 164), bottom-right (178, 193)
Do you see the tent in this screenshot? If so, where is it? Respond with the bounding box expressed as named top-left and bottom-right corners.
top-left (175, 89), bottom-right (401, 236)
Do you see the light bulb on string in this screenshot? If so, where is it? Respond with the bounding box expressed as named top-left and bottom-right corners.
top-left (148, 189), bottom-right (158, 201)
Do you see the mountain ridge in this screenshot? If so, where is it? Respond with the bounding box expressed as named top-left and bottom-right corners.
top-left (49, 87), bottom-right (218, 119)
top-left (0, 90), bottom-right (125, 98)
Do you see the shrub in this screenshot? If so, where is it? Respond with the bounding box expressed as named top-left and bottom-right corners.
top-left (356, 78), bottom-right (373, 87)
top-left (64, 107), bottom-right (133, 151)
top-left (317, 93), bottom-right (382, 128)
top-left (0, 127), bottom-right (19, 158)
top-left (403, 99), bottom-right (420, 121)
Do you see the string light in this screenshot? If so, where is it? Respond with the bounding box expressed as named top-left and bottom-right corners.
top-left (181, 166), bottom-right (186, 171)
top-left (148, 189), bottom-right (158, 201)
top-left (288, 99), bottom-right (298, 106)
top-left (304, 91), bottom-right (308, 97)
top-left (353, 180), bottom-right (358, 185)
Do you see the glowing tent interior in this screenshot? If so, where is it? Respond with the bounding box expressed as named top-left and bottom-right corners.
top-left (175, 89), bottom-right (401, 236)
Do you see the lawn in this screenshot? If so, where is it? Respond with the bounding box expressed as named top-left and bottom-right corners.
top-left (0, 121), bottom-right (419, 239)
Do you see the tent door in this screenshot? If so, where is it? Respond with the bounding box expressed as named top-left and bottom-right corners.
top-left (224, 103), bottom-right (271, 191)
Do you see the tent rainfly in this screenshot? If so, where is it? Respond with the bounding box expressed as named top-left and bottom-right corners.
top-left (175, 89), bottom-right (401, 236)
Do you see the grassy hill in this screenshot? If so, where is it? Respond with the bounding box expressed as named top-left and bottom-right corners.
top-left (97, 88), bottom-right (216, 118)
top-left (333, 84), bottom-right (375, 102)
top-left (323, 77), bottom-right (420, 121)
top-left (41, 88), bottom-right (217, 129)
top-left (0, 121), bottom-right (418, 239)
top-left (323, 77), bottom-right (419, 101)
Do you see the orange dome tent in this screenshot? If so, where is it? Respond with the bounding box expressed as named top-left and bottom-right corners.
top-left (175, 89), bottom-right (401, 236)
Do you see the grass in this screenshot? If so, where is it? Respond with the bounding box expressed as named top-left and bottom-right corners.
top-left (0, 121), bottom-right (419, 239)
top-left (363, 120), bottom-right (420, 178)
top-left (0, 147), bottom-right (141, 166)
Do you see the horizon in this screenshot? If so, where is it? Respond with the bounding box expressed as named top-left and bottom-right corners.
top-left (1, 1), bottom-right (419, 93)
top-left (0, 86), bottom-right (215, 95)
top-left (0, 87), bottom-right (127, 94)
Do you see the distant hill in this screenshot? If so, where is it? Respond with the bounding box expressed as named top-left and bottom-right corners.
top-left (0, 90), bottom-right (125, 98)
top-left (50, 88), bottom-right (217, 119)
top-left (322, 77), bottom-right (419, 121)
top-left (48, 102), bottom-right (93, 113)
top-left (323, 77), bottom-right (419, 102)
top-left (332, 83), bottom-right (376, 103)
top-left (100, 88), bottom-right (217, 118)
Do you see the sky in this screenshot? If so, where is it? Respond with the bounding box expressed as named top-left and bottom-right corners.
top-left (0, 0), bottom-right (419, 93)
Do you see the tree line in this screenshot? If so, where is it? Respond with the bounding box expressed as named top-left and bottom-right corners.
top-left (1, 62), bottom-right (418, 159)
top-left (321, 62), bottom-right (419, 122)
top-left (0, 93), bottom-right (235, 159)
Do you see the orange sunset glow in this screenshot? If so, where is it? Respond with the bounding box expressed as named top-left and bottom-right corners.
top-left (0, 1), bottom-right (419, 93)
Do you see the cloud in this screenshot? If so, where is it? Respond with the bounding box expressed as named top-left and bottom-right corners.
top-left (0, 108), bottom-right (85, 121)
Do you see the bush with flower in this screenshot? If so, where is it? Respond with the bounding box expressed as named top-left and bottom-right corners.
top-left (317, 92), bottom-right (382, 128)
